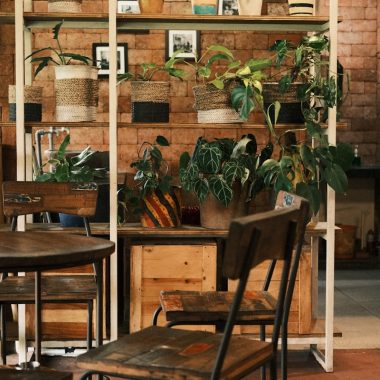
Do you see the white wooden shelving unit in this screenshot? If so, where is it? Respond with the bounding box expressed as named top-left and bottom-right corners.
top-left (2, 0), bottom-right (339, 372)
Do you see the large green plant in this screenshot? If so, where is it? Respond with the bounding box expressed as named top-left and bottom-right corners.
top-left (35, 134), bottom-right (106, 183)
top-left (25, 21), bottom-right (92, 76)
top-left (179, 135), bottom-right (273, 207)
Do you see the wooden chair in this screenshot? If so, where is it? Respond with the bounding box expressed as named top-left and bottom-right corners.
top-left (152, 191), bottom-right (309, 380)
top-left (0, 181), bottom-right (99, 364)
top-left (76, 205), bottom-right (303, 380)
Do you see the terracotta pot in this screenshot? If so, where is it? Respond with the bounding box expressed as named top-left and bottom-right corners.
top-left (139, 0), bottom-right (164, 14)
top-left (140, 188), bottom-right (182, 228)
top-left (200, 184), bottom-right (248, 230)
top-left (237, 0), bottom-right (263, 15)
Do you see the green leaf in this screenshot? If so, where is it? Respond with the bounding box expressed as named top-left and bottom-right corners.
top-left (246, 58), bottom-right (272, 71)
top-left (207, 44), bottom-right (234, 59)
top-left (323, 163), bottom-right (348, 193)
top-left (156, 135), bottom-right (170, 147)
top-left (210, 78), bottom-right (224, 90)
top-left (222, 160), bottom-right (244, 185)
top-left (231, 85), bottom-right (254, 121)
top-left (54, 162), bottom-right (70, 182)
top-left (35, 172), bottom-right (55, 182)
top-left (333, 143), bottom-right (354, 171)
top-left (61, 53), bottom-right (91, 65)
top-left (300, 144), bottom-right (317, 176)
top-left (57, 135), bottom-right (70, 160)
top-left (194, 178), bottom-right (209, 203)
top-left (179, 152), bottom-right (191, 171)
top-left (209, 176), bottom-right (233, 206)
top-left (53, 21), bottom-right (64, 40)
top-left (197, 145), bottom-right (222, 174)
top-left (274, 172), bottom-right (292, 193)
top-left (278, 75), bottom-right (292, 93)
top-left (296, 182), bottom-right (321, 214)
top-left (158, 175), bottom-right (172, 193)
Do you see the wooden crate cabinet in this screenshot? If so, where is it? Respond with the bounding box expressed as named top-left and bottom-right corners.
top-left (229, 249), bottom-right (312, 335)
top-left (130, 243), bottom-right (217, 333)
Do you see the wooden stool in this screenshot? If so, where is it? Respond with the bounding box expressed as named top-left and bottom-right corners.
top-left (0, 366), bottom-right (72, 379)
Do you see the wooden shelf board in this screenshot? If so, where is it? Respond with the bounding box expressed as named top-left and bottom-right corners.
top-left (5, 13), bottom-right (337, 32)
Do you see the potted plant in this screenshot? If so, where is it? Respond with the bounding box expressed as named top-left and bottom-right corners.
top-left (127, 135), bottom-right (181, 228)
top-left (35, 134), bottom-right (107, 226)
top-left (117, 52), bottom-right (185, 122)
top-left (25, 21), bottom-right (97, 122)
top-left (179, 135), bottom-right (273, 229)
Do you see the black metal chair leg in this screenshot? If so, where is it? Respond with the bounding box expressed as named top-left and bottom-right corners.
top-left (0, 304), bottom-right (6, 365)
top-left (270, 356), bottom-right (277, 380)
top-left (152, 305), bottom-right (162, 326)
top-left (260, 325), bottom-right (266, 380)
top-left (281, 325), bottom-right (288, 380)
top-left (87, 300), bottom-right (93, 350)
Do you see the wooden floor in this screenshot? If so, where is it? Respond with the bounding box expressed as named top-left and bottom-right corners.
top-left (18, 349), bottom-right (379, 379)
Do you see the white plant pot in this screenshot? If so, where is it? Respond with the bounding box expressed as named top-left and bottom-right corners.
top-left (288, 0), bottom-right (315, 16)
top-left (48, 0), bottom-right (82, 13)
top-left (237, 0), bottom-right (263, 15)
top-left (54, 65), bottom-right (99, 122)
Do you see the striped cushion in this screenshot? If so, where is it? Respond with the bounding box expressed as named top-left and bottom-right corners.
top-left (288, 0), bottom-right (314, 15)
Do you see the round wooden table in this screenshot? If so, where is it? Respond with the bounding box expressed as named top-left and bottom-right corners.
top-left (0, 231), bottom-right (115, 363)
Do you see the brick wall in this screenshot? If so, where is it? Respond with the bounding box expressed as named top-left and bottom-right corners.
top-left (0, 0), bottom-right (379, 178)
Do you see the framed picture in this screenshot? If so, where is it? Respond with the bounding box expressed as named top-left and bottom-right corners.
top-left (92, 43), bottom-right (128, 79)
top-left (218, 0), bottom-right (239, 15)
top-left (166, 30), bottom-right (200, 61)
top-left (117, 0), bottom-right (141, 14)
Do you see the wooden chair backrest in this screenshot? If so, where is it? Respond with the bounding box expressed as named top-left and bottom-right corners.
top-left (223, 207), bottom-right (302, 280)
top-left (2, 181), bottom-right (98, 218)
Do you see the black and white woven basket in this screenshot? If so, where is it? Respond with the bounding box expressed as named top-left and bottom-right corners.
top-left (288, 0), bottom-right (315, 16)
top-left (8, 85), bottom-right (43, 122)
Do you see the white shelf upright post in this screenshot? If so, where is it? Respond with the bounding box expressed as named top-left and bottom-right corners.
top-left (311, 0), bottom-right (338, 372)
top-left (108, 0), bottom-right (118, 342)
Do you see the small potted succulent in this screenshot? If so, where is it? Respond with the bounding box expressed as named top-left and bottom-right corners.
top-left (35, 134), bottom-right (107, 225)
top-left (26, 21), bottom-right (96, 122)
top-left (117, 52), bottom-right (185, 122)
top-left (179, 135), bottom-right (273, 229)
top-left (128, 135), bottom-right (181, 228)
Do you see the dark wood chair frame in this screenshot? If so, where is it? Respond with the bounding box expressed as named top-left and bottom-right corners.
top-left (76, 206), bottom-right (303, 380)
top-left (0, 181), bottom-right (101, 365)
top-left (151, 191), bottom-right (309, 380)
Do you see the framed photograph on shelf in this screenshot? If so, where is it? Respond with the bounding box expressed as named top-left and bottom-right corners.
top-left (218, 0), bottom-right (239, 15)
top-left (117, 0), bottom-right (141, 14)
top-left (92, 43), bottom-right (128, 79)
top-left (165, 30), bottom-right (200, 61)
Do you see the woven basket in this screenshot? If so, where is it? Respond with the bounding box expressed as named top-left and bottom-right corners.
top-left (48, 0), bottom-right (82, 12)
top-left (8, 85), bottom-right (42, 122)
top-left (288, 0), bottom-right (314, 16)
top-left (55, 65), bottom-right (99, 122)
top-left (131, 81), bottom-right (170, 122)
top-left (263, 82), bottom-right (304, 123)
top-left (131, 81), bottom-right (169, 103)
top-left (197, 108), bottom-right (242, 123)
top-left (193, 84), bottom-right (242, 123)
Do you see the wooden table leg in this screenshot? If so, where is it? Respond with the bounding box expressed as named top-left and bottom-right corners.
top-left (94, 261), bottom-right (103, 347)
top-left (35, 271), bottom-right (41, 363)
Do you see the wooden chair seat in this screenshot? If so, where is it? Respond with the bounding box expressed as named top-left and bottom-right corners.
top-left (0, 275), bottom-right (96, 303)
top-left (0, 366), bottom-right (72, 380)
top-left (160, 290), bottom-right (276, 323)
top-left (76, 325), bottom-right (272, 380)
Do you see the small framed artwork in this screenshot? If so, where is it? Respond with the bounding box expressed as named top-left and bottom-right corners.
top-left (218, 0), bottom-right (239, 15)
top-left (92, 43), bottom-right (128, 79)
top-left (117, 0), bottom-right (141, 14)
top-left (166, 30), bottom-right (201, 61)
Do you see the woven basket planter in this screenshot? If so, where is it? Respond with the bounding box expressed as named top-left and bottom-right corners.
top-left (263, 82), bottom-right (304, 124)
top-left (237, 0), bottom-right (263, 15)
top-left (8, 85), bottom-right (42, 122)
top-left (55, 65), bottom-right (99, 122)
top-left (193, 84), bottom-right (242, 123)
top-left (191, 0), bottom-right (218, 14)
top-left (131, 81), bottom-right (170, 122)
top-left (139, 0), bottom-right (164, 14)
top-left (48, 0), bottom-right (82, 12)
top-left (140, 188), bottom-right (182, 228)
top-left (288, 0), bottom-right (315, 15)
